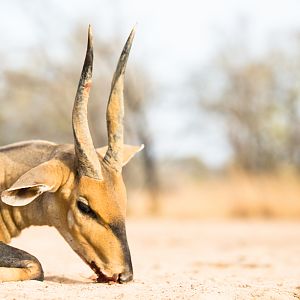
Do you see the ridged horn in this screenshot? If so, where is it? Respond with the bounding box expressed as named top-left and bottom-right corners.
top-left (72, 25), bottom-right (102, 180)
top-left (103, 27), bottom-right (136, 172)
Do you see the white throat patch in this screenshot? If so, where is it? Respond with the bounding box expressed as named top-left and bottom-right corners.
top-left (67, 210), bottom-right (75, 229)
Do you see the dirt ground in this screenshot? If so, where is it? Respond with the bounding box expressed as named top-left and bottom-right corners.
top-left (0, 219), bottom-right (300, 300)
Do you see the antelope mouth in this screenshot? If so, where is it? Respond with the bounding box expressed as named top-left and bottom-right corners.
top-left (74, 251), bottom-right (120, 283)
top-left (89, 261), bottom-right (119, 283)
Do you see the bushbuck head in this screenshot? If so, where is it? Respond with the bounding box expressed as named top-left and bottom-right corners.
top-left (1, 26), bottom-right (142, 283)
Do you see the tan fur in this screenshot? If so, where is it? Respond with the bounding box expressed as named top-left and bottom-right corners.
top-left (0, 141), bottom-right (141, 281)
top-left (0, 26), bottom-right (139, 283)
top-left (0, 261), bottom-right (43, 282)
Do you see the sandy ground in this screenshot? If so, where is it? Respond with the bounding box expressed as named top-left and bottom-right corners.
top-left (0, 219), bottom-right (300, 299)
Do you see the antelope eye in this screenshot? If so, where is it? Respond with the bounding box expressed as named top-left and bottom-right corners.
top-left (76, 199), bottom-right (97, 219)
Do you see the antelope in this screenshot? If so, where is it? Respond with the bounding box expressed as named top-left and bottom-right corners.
top-left (0, 26), bottom-right (143, 283)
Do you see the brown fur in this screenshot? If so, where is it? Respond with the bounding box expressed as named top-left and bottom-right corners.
top-left (0, 26), bottom-right (141, 283)
top-left (0, 140), bottom-right (142, 282)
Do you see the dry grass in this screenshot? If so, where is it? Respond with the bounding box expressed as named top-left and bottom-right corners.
top-left (128, 170), bottom-right (300, 219)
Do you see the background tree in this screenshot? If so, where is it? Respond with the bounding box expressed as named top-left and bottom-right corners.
top-left (195, 35), bottom-right (300, 172)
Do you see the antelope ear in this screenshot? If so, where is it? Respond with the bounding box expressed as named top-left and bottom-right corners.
top-left (97, 144), bottom-right (144, 167)
top-left (1, 160), bottom-right (66, 207)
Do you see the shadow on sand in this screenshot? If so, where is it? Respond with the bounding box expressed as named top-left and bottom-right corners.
top-left (45, 276), bottom-right (94, 284)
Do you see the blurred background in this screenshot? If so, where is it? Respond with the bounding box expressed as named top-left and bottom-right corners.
top-left (1, 0), bottom-right (300, 219)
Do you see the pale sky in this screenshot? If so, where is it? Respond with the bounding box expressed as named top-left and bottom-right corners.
top-left (1, 0), bottom-right (300, 166)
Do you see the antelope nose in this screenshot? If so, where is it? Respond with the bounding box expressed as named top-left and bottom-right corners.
top-left (118, 271), bottom-right (133, 283)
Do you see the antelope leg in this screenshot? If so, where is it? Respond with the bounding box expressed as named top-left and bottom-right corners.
top-left (0, 242), bottom-right (44, 282)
